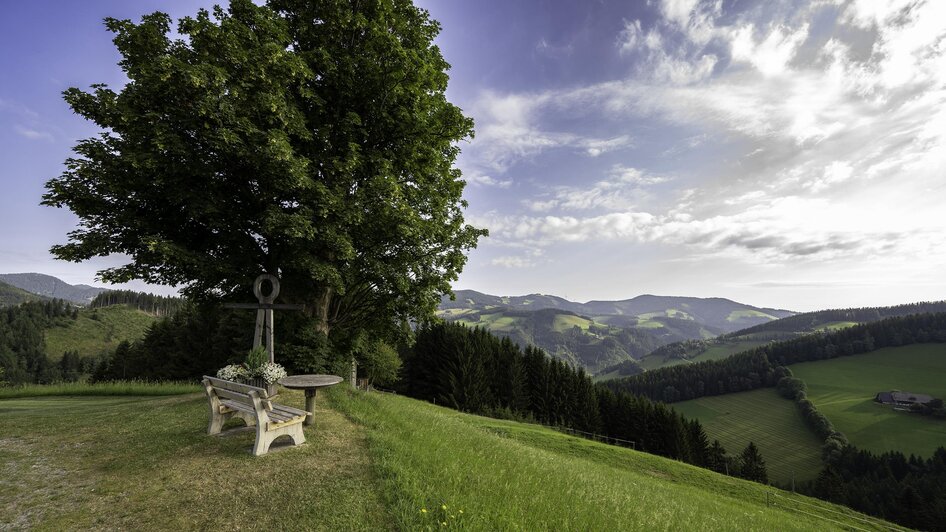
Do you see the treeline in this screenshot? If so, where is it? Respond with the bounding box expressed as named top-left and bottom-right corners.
top-left (729, 301), bottom-right (946, 337)
top-left (775, 369), bottom-right (848, 463)
top-left (399, 322), bottom-right (767, 482)
top-left (805, 446), bottom-right (946, 531)
top-left (607, 312), bottom-right (946, 403)
top-left (90, 290), bottom-right (184, 316)
top-left (90, 302), bottom-right (356, 382)
top-left (0, 300), bottom-right (84, 384)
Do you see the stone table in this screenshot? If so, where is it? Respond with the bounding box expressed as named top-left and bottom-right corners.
top-left (278, 374), bottom-right (343, 425)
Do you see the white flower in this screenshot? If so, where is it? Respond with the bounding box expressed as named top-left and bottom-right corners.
top-left (217, 364), bottom-right (250, 382)
top-left (254, 362), bottom-right (288, 384)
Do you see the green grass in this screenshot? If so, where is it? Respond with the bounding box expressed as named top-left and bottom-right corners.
top-left (0, 380), bottom-right (199, 399)
top-left (44, 305), bottom-right (158, 359)
top-left (674, 388), bottom-right (825, 485)
top-left (791, 344), bottom-right (946, 457)
top-left (693, 340), bottom-right (768, 363)
top-left (638, 339), bottom-right (767, 372)
top-left (727, 310), bottom-right (776, 322)
top-left (812, 321), bottom-right (858, 332)
top-left (0, 389), bottom-right (388, 530)
top-left (0, 383), bottom-right (892, 530)
top-left (328, 389), bottom-right (887, 530)
top-left (551, 314), bottom-right (593, 332)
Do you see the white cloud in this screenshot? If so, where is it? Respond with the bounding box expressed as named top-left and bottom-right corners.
top-left (491, 256), bottom-right (536, 268)
top-left (729, 24), bottom-right (809, 77)
top-left (466, 0), bottom-right (946, 275)
top-left (15, 125), bottom-right (54, 142)
top-left (465, 172), bottom-right (512, 188)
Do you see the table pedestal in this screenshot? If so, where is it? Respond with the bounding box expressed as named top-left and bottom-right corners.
top-left (303, 389), bottom-right (317, 425)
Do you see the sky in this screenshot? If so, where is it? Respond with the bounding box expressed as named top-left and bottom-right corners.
top-left (1, 1), bottom-right (945, 312)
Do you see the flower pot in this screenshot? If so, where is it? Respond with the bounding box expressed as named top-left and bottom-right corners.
top-left (246, 378), bottom-right (279, 397)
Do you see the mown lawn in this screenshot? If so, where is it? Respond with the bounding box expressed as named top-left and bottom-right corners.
top-left (0, 390), bottom-right (388, 530)
top-left (791, 343), bottom-right (946, 457)
top-left (673, 388), bottom-right (825, 484)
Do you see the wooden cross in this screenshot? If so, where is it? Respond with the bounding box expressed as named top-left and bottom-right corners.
top-left (223, 274), bottom-right (304, 364)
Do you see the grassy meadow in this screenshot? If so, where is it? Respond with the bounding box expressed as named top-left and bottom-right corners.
top-left (44, 305), bottom-right (157, 359)
top-left (637, 339), bottom-right (768, 371)
top-left (673, 388), bottom-right (825, 485)
top-left (791, 343), bottom-right (946, 457)
top-left (0, 383), bottom-right (892, 530)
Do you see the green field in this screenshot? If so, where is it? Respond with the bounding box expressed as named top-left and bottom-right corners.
top-left (638, 339), bottom-right (767, 371)
top-left (813, 321), bottom-right (858, 332)
top-left (44, 305), bottom-right (158, 359)
top-left (674, 388), bottom-right (825, 485)
top-left (552, 313), bottom-right (594, 332)
top-left (727, 309), bottom-right (776, 322)
top-left (791, 344), bottom-right (946, 457)
top-left (0, 384), bottom-right (890, 530)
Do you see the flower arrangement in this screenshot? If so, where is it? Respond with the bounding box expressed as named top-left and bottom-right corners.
top-left (215, 346), bottom-right (287, 385)
top-left (217, 364), bottom-right (251, 382)
top-left (255, 362), bottom-right (287, 384)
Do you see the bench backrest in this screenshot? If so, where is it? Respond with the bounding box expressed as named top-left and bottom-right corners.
top-left (202, 376), bottom-right (275, 422)
top-left (203, 375), bottom-right (270, 401)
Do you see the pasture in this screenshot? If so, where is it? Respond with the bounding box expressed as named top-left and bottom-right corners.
top-left (673, 388), bottom-right (825, 485)
top-left (791, 344), bottom-right (946, 457)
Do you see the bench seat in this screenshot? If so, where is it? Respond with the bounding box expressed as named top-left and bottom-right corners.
top-left (203, 376), bottom-right (310, 456)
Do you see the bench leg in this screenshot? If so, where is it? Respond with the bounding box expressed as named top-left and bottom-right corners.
top-left (208, 409), bottom-right (256, 435)
top-left (252, 423), bottom-right (306, 456)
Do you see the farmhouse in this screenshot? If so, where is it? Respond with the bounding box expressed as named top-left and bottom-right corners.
top-left (875, 391), bottom-right (933, 406)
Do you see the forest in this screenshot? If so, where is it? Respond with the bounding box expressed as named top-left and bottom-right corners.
top-left (399, 322), bottom-right (767, 482)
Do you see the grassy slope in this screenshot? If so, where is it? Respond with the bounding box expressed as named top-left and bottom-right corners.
top-left (673, 388), bottom-right (825, 484)
top-left (0, 280), bottom-right (46, 307)
top-left (329, 389), bottom-right (887, 530)
top-left (44, 305), bottom-right (157, 359)
top-left (0, 386), bottom-right (891, 530)
top-left (791, 344), bottom-right (946, 457)
top-left (637, 339), bottom-right (768, 372)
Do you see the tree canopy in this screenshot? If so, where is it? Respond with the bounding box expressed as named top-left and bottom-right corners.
top-left (43, 0), bottom-right (485, 346)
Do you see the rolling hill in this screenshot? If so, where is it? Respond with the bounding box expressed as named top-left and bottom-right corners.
top-left (0, 280), bottom-right (48, 307)
top-left (0, 272), bottom-right (106, 305)
top-left (439, 290), bottom-right (794, 372)
top-left (44, 305), bottom-right (159, 359)
top-left (616, 300), bottom-right (946, 376)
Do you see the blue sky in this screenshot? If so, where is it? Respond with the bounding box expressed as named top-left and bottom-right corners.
top-left (2, 1), bottom-right (945, 311)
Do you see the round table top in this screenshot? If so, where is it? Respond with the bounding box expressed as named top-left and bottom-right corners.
top-left (279, 374), bottom-right (343, 389)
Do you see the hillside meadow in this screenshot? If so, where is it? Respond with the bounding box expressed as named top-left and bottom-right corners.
top-left (791, 343), bottom-right (946, 457)
top-left (673, 388), bottom-right (826, 485)
top-left (0, 383), bottom-right (893, 530)
top-left (44, 305), bottom-right (157, 359)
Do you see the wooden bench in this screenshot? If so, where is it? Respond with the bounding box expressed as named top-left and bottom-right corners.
top-left (202, 376), bottom-right (309, 456)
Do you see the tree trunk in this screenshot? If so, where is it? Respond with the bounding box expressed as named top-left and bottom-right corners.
top-left (313, 286), bottom-right (334, 336)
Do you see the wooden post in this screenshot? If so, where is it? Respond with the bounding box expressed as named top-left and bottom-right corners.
top-left (223, 274), bottom-right (304, 366)
top-left (350, 358), bottom-right (358, 389)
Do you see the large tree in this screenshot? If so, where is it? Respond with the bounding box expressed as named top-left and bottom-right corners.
top-left (43, 0), bottom-right (485, 345)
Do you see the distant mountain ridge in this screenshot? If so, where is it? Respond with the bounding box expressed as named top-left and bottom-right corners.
top-left (438, 290), bottom-right (795, 372)
top-left (0, 273), bottom-right (106, 305)
top-left (442, 290), bottom-right (794, 332)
